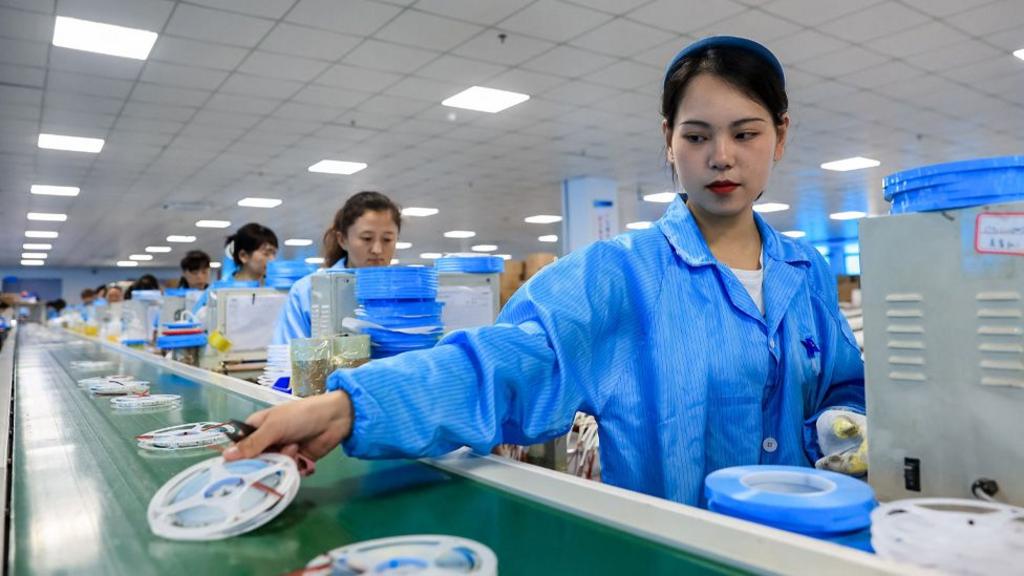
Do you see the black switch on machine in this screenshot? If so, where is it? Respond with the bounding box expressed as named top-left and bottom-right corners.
top-left (904, 457), bottom-right (921, 492)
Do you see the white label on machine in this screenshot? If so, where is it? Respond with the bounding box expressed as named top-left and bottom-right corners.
top-left (976, 212), bottom-right (1024, 255)
top-left (224, 293), bottom-right (287, 351)
top-left (438, 285), bottom-right (494, 331)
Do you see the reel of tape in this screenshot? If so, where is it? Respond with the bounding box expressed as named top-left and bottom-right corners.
top-left (137, 422), bottom-right (228, 451)
top-left (111, 394), bottom-right (182, 411)
top-left (148, 454), bottom-right (299, 541)
top-left (69, 360), bottom-right (115, 371)
top-left (77, 374), bottom-right (134, 388)
top-left (87, 377), bottom-right (150, 395)
top-left (303, 535), bottom-right (498, 575)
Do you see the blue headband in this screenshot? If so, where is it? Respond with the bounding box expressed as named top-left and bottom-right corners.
top-left (663, 36), bottom-right (785, 89)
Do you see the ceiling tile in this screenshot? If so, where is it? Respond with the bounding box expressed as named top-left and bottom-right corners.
top-left (220, 73), bottom-right (304, 99)
top-left (769, 30), bottom-right (851, 65)
top-left (343, 39), bottom-right (439, 74)
top-left (205, 92), bottom-right (282, 115)
top-left (563, 0), bottom-right (652, 15)
top-left (165, 4), bottom-right (274, 47)
top-left (130, 82), bottom-right (210, 106)
top-left (374, 9), bottom-right (484, 52)
top-left (539, 81), bottom-right (622, 106)
top-left (385, 76), bottom-right (461, 102)
top-left (259, 23), bottom-right (361, 61)
top-left (238, 51), bottom-right (329, 82)
top-left (903, 39), bottom-right (1004, 73)
top-left (453, 30), bottom-right (554, 66)
top-left (521, 45), bottom-right (618, 78)
top-left (0, 6), bottom-right (52, 42)
top-left (483, 68), bottom-right (564, 94)
top-left (796, 46), bottom-right (889, 78)
top-left (945, 1), bottom-right (1024, 36)
top-left (699, 8), bottom-right (801, 42)
top-left (185, 0), bottom-right (294, 19)
top-left (141, 61), bottom-right (228, 90)
top-left (818, 2), bottom-right (930, 43)
top-left (286, 0), bottom-right (402, 36)
top-left (843, 61), bottom-right (925, 89)
top-left (571, 18), bottom-right (675, 58)
top-left (868, 21), bottom-right (970, 58)
top-left (498, 0), bottom-right (612, 43)
top-left (413, 0), bottom-right (532, 25)
top-left (316, 63), bottom-right (403, 92)
top-left (628, 0), bottom-right (747, 33)
top-left (0, 62), bottom-right (45, 86)
top-left (587, 59), bottom-right (660, 90)
top-left (899, 0), bottom-right (992, 18)
top-left (759, 0), bottom-right (884, 26)
top-left (0, 38), bottom-right (47, 67)
top-left (150, 36), bottom-right (250, 71)
top-left (47, 70), bottom-right (134, 99)
top-left (415, 55), bottom-right (507, 85)
top-left (291, 84), bottom-right (373, 108)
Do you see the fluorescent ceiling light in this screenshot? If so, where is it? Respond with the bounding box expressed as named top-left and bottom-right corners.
top-left (820, 156), bottom-right (880, 172)
top-left (305, 257), bottom-right (324, 264)
top-left (308, 160), bottom-right (367, 175)
top-left (38, 133), bottom-right (104, 153)
top-left (444, 230), bottom-right (476, 239)
top-left (643, 192), bottom-right (677, 203)
top-left (116, 261), bottom-right (138, 267)
top-left (210, 262), bottom-right (222, 269)
top-left (626, 221), bottom-right (653, 230)
top-left (442, 86), bottom-right (530, 113)
top-left (471, 244), bottom-right (498, 252)
top-left (238, 197), bottom-right (282, 208)
top-left (27, 212), bottom-right (67, 222)
top-left (1014, 48), bottom-right (1024, 61)
top-left (390, 259), bottom-right (400, 265)
top-left (195, 219), bottom-right (231, 229)
top-left (145, 246), bottom-right (171, 253)
top-left (284, 238), bottom-right (313, 247)
top-left (395, 242), bottom-right (413, 250)
top-left (782, 230), bottom-right (807, 238)
top-left (53, 16), bottom-right (157, 60)
top-left (401, 207), bottom-right (438, 217)
top-left (829, 211), bottom-right (867, 221)
top-left (31, 184), bottom-right (80, 197)
top-left (23, 243), bottom-right (52, 250)
top-left (167, 235), bottom-right (196, 243)
top-left (22, 252), bottom-right (47, 259)
top-left (21, 260), bottom-right (44, 267)
top-left (753, 202), bottom-right (790, 213)
top-left (524, 214), bottom-right (562, 224)
top-left (129, 254), bottom-right (153, 261)
top-left (420, 252), bottom-right (442, 260)
top-left (25, 231), bottom-right (58, 239)
top-left (538, 235), bottom-right (558, 243)
top-left (495, 254), bottom-right (512, 260)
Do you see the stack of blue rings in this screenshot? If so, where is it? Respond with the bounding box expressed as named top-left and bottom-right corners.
top-left (884, 156), bottom-right (1024, 214)
top-left (434, 255), bottom-right (505, 274)
top-left (155, 321), bottom-right (208, 349)
top-left (266, 260), bottom-right (317, 290)
top-left (704, 465), bottom-right (877, 552)
top-left (355, 267), bottom-right (443, 359)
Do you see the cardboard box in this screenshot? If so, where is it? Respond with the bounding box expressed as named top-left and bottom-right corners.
top-left (524, 252), bottom-right (557, 280)
top-left (836, 274), bottom-right (861, 303)
top-left (501, 260), bottom-right (525, 286)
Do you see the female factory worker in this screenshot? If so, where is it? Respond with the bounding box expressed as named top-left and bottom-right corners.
top-left (226, 37), bottom-right (867, 507)
top-left (225, 223), bottom-right (278, 284)
top-left (273, 191), bottom-right (401, 344)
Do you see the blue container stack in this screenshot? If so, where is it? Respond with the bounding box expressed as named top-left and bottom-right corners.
top-left (434, 254), bottom-right (505, 274)
top-left (355, 267), bottom-right (443, 359)
top-left (155, 321), bottom-right (208, 349)
top-left (266, 259), bottom-right (317, 290)
top-left (884, 156), bottom-right (1024, 214)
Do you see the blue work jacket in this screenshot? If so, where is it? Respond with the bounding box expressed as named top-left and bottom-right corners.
top-left (329, 198), bottom-right (864, 506)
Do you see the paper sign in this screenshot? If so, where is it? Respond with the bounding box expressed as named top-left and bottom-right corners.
top-left (224, 293), bottom-right (287, 351)
top-left (976, 212), bottom-right (1024, 256)
top-left (438, 285), bottom-right (495, 331)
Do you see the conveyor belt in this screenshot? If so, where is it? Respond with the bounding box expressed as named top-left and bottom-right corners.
top-left (7, 328), bottom-right (743, 575)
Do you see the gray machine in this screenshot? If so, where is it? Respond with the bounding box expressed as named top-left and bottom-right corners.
top-left (199, 287), bottom-right (287, 373)
top-left (860, 200), bottom-right (1024, 506)
top-left (309, 269), bottom-right (501, 338)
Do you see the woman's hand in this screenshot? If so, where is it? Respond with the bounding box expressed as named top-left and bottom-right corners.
top-left (223, 390), bottom-right (354, 462)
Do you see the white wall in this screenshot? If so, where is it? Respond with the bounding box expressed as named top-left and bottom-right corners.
top-left (0, 267), bottom-right (180, 304)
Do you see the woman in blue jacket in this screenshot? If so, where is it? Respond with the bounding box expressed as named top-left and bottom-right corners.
top-left (272, 191), bottom-right (402, 344)
top-left (227, 37), bottom-right (867, 507)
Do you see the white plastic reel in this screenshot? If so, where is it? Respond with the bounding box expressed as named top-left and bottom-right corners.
top-left (89, 378), bottom-right (150, 395)
top-left (77, 374), bottom-right (134, 387)
top-left (148, 453), bottom-right (299, 541)
top-left (304, 535), bottom-right (498, 575)
top-left (111, 394), bottom-right (182, 411)
top-left (69, 360), bottom-right (115, 371)
top-left (137, 422), bottom-right (228, 451)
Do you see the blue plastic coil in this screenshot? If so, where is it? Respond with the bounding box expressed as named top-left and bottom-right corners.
top-left (156, 333), bottom-right (208, 349)
top-left (883, 156), bottom-right (1024, 214)
top-left (704, 465), bottom-right (876, 536)
top-left (356, 267), bottom-right (438, 301)
top-left (434, 256), bottom-right (505, 274)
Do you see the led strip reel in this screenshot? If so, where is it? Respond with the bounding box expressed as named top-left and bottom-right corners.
top-left (136, 422), bottom-right (228, 451)
top-left (303, 535), bottom-right (498, 575)
top-left (87, 378), bottom-right (150, 395)
top-left (111, 394), bottom-right (182, 411)
top-left (148, 454), bottom-right (299, 541)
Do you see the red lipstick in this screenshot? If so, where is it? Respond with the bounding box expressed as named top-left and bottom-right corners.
top-left (707, 180), bottom-right (739, 195)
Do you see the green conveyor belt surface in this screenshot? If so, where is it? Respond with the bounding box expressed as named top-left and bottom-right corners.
top-left (10, 332), bottom-right (749, 575)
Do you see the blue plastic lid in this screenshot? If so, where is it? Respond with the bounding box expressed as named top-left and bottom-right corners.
top-left (356, 267), bottom-right (438, 301)
top-left (120, 339), bottom-right (148, 346)
top-left (164, 288), bottom-right (199, 297)
top-left (163, 321), bottom-right (202, 329)
top-left (212, 279), bottom-right (259, 289)
top-left (883, 156), bottom-right (1024, 214)
top-left (704, 465), bottom-right (876, 536)
top-left (267, 260), bottom-right (316, 278)
top-left (435, 256), bottom-right (504, 274)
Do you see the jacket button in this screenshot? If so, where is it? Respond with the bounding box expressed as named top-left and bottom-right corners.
top-left (762, 437), bottom-right (778, 453)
